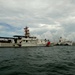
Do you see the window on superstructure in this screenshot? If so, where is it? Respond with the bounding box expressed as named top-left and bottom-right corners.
top-left (26, 40), bottom-right (28, 42)
top-left (23, 40), bottom-right (25, 41)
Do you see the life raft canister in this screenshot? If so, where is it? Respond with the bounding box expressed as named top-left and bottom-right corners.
top-left (46, 41), bottom-right (51, 46)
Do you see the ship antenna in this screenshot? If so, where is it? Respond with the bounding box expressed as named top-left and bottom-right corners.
top-left (24, 26), bottom-right (30, 38)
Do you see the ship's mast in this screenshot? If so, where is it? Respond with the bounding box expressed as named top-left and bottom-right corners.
top-left (24, 26), bottom-right (30, 38)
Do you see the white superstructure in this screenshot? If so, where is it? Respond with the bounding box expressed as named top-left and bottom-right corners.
top-left (21, 38), bottom-right (47, 47)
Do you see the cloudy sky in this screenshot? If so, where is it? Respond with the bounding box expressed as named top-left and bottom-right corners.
top-left (0, 0), bottom-right (75, 42)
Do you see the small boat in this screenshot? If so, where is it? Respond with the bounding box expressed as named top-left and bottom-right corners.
top-left (55, 37), bottom-right (73, 46)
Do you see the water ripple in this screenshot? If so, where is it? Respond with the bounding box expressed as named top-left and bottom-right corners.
top-left (0, 46), bottom-right (75, 75)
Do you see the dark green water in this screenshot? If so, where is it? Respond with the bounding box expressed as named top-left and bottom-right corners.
top-left (0, 46), bottom-right (75, 75)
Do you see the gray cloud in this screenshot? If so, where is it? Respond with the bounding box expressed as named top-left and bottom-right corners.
top-left (0, 0), bottom-right (75, 42)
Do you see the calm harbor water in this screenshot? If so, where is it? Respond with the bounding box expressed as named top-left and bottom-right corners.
top-left (0, 46), bottom-right (75, 75)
